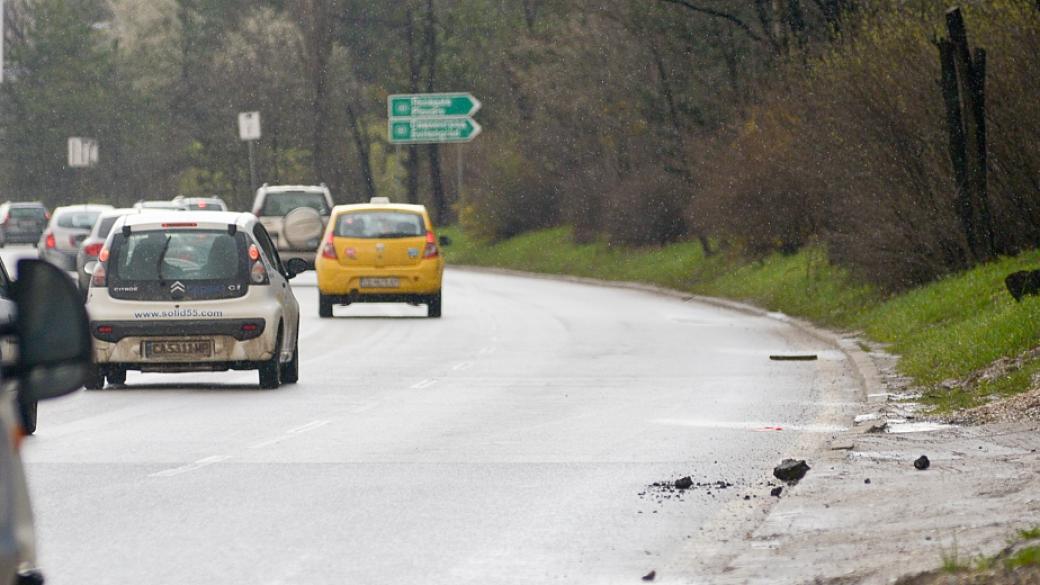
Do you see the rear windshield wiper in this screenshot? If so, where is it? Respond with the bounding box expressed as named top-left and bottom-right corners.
top-left (156, 235), bottom-right (172, 282)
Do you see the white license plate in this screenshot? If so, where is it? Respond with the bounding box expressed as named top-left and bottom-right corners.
top-left (143, 339), bottom-right (213, 359)
top-left (360, 277), bottom-right (400, 288)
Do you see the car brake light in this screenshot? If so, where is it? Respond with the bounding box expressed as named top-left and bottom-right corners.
top-left (44, 232), bottom-right (56, 249)
top-left (248, 244), bottom-right (261, 261)
top-left (321, 232), bottom-right (338, 260)
top-left (250, 261), bottom-right (269, 284)
top-left (91, 262), bottom-right (107, 287)
top-left (241, 323), bottom-right (258, 332)
top-left (99, 247), bottom-right (109, 262)
top-left (96, 325), bottom-right (113, 334)
top-left (423, 231), bottom-right (439, 259)
top-left (83, 242), bottom-right (103, 258)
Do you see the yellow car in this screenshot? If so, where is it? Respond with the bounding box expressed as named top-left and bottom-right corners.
top-left (315, 198), bottom-right (447, 318)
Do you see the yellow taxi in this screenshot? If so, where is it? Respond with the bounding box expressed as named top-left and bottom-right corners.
top-left (315, 198), bottom-right (447, 318)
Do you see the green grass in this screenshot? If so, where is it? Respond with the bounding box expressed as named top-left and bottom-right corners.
top-left (443, 226), bottom-right (1040, 412)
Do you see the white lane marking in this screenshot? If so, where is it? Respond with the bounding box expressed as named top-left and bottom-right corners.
top-left (452, 361), bottom-right (474, 371)
top-left (653, 418), bottom-right (848, 433)
top-left (411, 378), bottom-right (438, 389)
top-left (151, 455), bottom-right (231, 478)
top-left (249, 419), bottom-right (331, 449)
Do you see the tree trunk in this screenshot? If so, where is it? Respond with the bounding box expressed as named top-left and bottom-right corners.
top-left (346, 103), bottom-right (376, 201)
top-left (404, 5), bottom-right (421, 204)
top-left (300, 0), bottom-right (338, 193)
top-left (423, 0), bottom-right (447, 225)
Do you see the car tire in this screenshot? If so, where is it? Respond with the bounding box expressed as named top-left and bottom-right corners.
top-left (107, 367), bottom-right (126, 385)
top-left (427, 292), bottom-right (442, 318)
top-left (319, 294), bottom-right (333, 318)
top-left (84, 366), bottom-right (106, 390)
top-left (18, 400), bottom-right (37, 435)
top-left (281, 340), bottom-right (299, 384)
top-left (258, 332), bottom-right (282, 389)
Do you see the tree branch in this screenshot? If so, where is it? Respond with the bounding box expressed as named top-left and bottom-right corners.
top-left (654, 0), bottom-right (765, 44)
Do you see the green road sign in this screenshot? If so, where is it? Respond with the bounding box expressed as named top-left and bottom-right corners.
top-left (388, 93), bottom-right (481, 118)
top-left (389, 117), bottom-right (482, 144)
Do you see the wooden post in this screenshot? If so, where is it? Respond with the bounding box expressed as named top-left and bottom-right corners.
top-left (939, 7), bottom-right (992, 261)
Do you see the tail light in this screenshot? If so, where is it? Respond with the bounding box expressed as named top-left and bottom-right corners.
top-left (91, 261), bottom-right (108, 287)
top-left (44, 232), bottom-right (56, 249)
top-left (321, 232), bottom-right (338, 260)
top-left (241, 323), bottom-right (258, 333)
top-left (423, 231), bottom-right (439, 259)
top-left (250, 261), bottom-right (269, 284)
top-left (96, 325), bottom-right (113, 335)
top-left (83, 242), bottom-right (103, 258)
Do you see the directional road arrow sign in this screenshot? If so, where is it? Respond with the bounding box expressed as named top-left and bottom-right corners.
top-left (389, 117), bottom-right (482, 144)
top-left (388, 93), bottom-right (481, 119)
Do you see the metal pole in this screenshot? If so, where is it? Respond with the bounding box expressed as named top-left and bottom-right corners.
top-left (456, 143), bottom-right (463, 202)
top-left (247, 139), bottom-right (257, 194)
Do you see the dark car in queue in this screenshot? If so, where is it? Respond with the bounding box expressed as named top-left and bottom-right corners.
top-left (38, 204), bottom-right (113, 271)
top-left (0, 202), bottom-right (48, 247)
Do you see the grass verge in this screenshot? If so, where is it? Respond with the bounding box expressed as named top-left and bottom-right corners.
top-left (442, 226), bottom-right (1040, 412)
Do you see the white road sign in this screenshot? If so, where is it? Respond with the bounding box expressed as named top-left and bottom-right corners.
top-left (238, 111), bottom-right (261, 141)
top-left (68, 137), bottom-right (99, 168)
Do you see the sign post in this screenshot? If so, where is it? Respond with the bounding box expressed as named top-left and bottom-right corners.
top-left (388, 93), bottom-right (481, 204)
top-left (238, 111), bottom-right (261, 193)
top-left (68, 137), bottom-right (99, 168)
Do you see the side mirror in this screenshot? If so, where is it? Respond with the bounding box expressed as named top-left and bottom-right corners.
top-left (2, 260), bottom-right (91, 402)
top-left (284, 257), bottom-right (310, 280)
top-left (438, 235), bottom-right (452, 247)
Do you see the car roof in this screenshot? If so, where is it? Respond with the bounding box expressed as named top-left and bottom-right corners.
top-left (53, 204), bottom-right (114, 213)
top-left (331, 202), bottom-right (429, 215)
top-left (6, 201), bottom-right (46, 207)
top-left (120, 211), bottom-right (254, 231)
top-left (259, 185), bottom-right (329, 194)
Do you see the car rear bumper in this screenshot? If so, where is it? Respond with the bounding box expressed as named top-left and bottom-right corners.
top-left (91, 319), bottom-right (277, 367)
top-left (316, 260), bottom-right (442, 295)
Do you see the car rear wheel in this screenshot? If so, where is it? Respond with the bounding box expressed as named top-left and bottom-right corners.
top-left (84, 366), bottom-right (106, 390)
top-left (259, 333), bottom-right (283, 389)
top-left (427, 292), bottom-right (442, 318)
top-left (18, 400), bottom-right (37, 435)
top-left (281, 338), bottom-right (299, 384)
top-left (107, 367), bottom-right (126, 385)
top-left (319, 294), bottom-right (333, 318)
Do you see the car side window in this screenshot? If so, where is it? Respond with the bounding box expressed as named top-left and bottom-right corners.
top-left (252, 224), bottom-right (284, 273)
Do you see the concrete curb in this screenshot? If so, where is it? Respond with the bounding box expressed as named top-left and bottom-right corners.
top-left (450, 264), bottom-right (883, 404)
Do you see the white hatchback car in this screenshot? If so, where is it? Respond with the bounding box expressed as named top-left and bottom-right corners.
top-left (85, 212), bottom-right (306, 389)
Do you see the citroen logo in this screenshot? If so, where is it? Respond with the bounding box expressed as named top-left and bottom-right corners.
top-left (170, 281), bottom-right (186, 294)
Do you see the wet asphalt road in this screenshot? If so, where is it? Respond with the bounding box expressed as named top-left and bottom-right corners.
top-left (4, 246), bottom-right (859, 584)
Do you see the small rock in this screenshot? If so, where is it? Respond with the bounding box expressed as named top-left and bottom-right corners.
top-left (866, 422), bottom-right (888, 433)
top-left (674, 476), bottom-right (693, 490)
top-left (773, 459), bottom-right (811, 483)
top-left (770, 486), bottom-right (783, 497)
top-left (864, 478), bottom-right (871, 484)
top-left (642, 570), bottom-right (656, 581)
top-left (743, 495), bottom-right (751, 501)
top-left (914, 455), bottom-right (930, 470)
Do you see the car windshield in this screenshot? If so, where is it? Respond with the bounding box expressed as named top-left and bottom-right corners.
top-left (10, 206), bottom-right (45, 219)
top-left (335, 211), bottom-right (426, 239)
top-left (56, 210), bottom-right (102, 229)
top-left (261, 192), bottom-right (328, 216)
top-left (110, 230), bottom-right (245, 281)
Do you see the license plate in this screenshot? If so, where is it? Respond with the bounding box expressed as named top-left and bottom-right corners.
top-left (143, 339), bottom-right (213, 359)
top-left (360, 277), bottom-right (400, 288)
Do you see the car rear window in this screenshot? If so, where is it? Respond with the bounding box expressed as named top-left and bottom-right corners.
top-left (334, 211), bottom-right (426, 239)
top-left (106, 229), bottom-right (250, 301)
top-left (96, 216), bottom-right (121, 237)
top-left (260, 192), bottom-right (329, 216)
top-left (57, 210), bottom-right (103, 229)
top-left (9, 207), bottom-right (46, 219)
